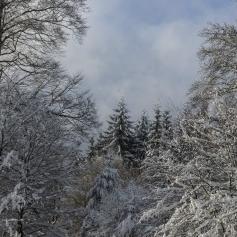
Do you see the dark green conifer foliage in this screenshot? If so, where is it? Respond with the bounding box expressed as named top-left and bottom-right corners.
top-left (162, 110), bottom-right (173, 151)
top-left (146, 106), bottom-right (162, 158)
top-left (134, 112), bottom-right (150, 166)
top-left (94, 132), bottom-right (107, 156)
top-left (103, 99), bottom-right (135, 168)
top-left (87, 137), bottom-right (96, 160)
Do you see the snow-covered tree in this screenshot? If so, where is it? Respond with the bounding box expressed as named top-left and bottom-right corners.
top-left (134, 112), bottom-right (150, 166)
top-left (161, 110), bottom-right (173, 151)
top-left (81, 169), bottom-right (147, 237)
top-left (103, 100), bottom-right (135, 168)
top-left (159, 96), bottom-right (237, 236)
top-left (80, 164), bottom-right (121, 236)
top-left (0, 68), bottom-right (98, 236)
top-left (146, 106), bottom-right (162, 158)
top-left (0, 99), bottom-right (67, 236)
top-left (86, 166), bottom-right (120, 209)
top-left (157, 190), bottom-right (237, 237)
top-left (138, 109), bottom-right (189, 236)
top-left (94, 132), bottom-right (108, 157)
top-left (142, 106), bottom-right (163, 185)
top-left (87, 137), bottom-right (97, 160)
top-left (157, 21), bottom-right (237, 236)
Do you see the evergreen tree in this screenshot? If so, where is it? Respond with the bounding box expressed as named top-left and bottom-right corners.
top-left (81, 163), bottom-right (146, 237)
top-left (134, 112), bottom-right (150, 166)
top-left (81, 165), bottom-right (121, 236)
top-left (142, 106), bottom-right (163, 186)
top-left (146, 105), bottom-right (162, 158)
top-left (161, 110), bottom-right (173, 151)
top-left (86, 166), bottom-right (120, 208)
top-left (87, 137), bottom-right (96, 160)
top-left (94, 132), bottom-right (107, 156)
top-left (104, 99), bottom-right (135, 168)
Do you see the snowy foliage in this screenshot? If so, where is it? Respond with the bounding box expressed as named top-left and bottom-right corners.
top-left (161, 111), bottom-right (173, 151)
top-left (102, 100), bottom-right (135, 168)
top-left (81, 165), bottom-right (147, 237)
top-left (0, 70), bottom-right (98, 236)
top-left (155, 22), bottom-right (237, 237)
top-left (146, 106), bottom-right (162, 158)
top-left (142, 108), bottom-right (174, 187)
top-left (86, 166), bottom-right (121, 208)
top-left (158, 192), bottom-right (237, 237)
top-left (134, 112), bottom-right (150, 166)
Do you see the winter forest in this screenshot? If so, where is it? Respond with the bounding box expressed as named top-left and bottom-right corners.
top-left (0, 0), bottom-right (237, 237)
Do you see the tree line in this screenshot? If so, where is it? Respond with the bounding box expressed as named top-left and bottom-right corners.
top-left (90, 100), bottom-right (173, 169)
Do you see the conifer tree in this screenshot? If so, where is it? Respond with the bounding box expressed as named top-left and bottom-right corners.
top-left (94, 132), bottom-right (107, 156)
top-left (86, 166), bottom-right (120, 208)
top-left (142, 106), bottom-right (171, 187)
top-left (134, 112), bottom-right (150, 166)
top-left (161, 110), bottom-right (173, 151)
top-left (146, 105), bottom-right (162, 158)
top-left (103, 99), bottom-right (135, 168)
top-left (81, 165), bottom-right (121, 236)
top-left (87, 137), bottom-right (96, 160)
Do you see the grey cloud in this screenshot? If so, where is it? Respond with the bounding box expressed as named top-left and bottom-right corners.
top-left (62, 0), bottom-right (236, 121)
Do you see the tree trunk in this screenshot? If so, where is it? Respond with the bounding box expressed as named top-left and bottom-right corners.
top-left (17, 209), bottom-right (24, 237)
top-left (0, 0), bottom-right (4, 55)
top-left (0, 0), bottom-right (4, 80)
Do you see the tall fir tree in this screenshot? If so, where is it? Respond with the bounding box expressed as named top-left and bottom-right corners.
top-left (94, 132), bottom-right (107, 156)
top-left (146, 105), bottom-right (162, 158)
top-left (87, 137), bottom-right (96, 160)
top-left (103, 99), bottom-right (135, 168)
top-left (86, 166), bottom-right (120, 208)
top-left (142, 106), bottom-right (165, 186)
top-left (81, 165), bottom-right (121, 236)
top-left (161, 110), bottom-right (173, 151)
top-left (134, 112), bottom-right (150, 166)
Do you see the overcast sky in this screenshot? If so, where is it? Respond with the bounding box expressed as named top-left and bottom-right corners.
top-left (62, 0), bottom-right (236, 121)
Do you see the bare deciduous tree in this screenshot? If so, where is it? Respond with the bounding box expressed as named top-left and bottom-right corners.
top-left (0, 0), bottom-right (87, 77)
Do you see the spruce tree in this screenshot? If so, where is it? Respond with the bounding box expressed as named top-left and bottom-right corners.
top-left (81, 165), bottom-right (121, 236)
top-left (146, 105), bottom-right (162, 158)
top-left (162, 110), bottom-right (173, 151)
top-left (134, 112), bottom-right (150, 166)
top-left (104, 99), bottom-right (135, 168)
top-left (86, 166), bottom-right (120, 208)
top-left (142, 106), bottom-right (162, 185)
top-left (94, 132), bottom-right (107, 156)
top-left (87, 137), bottom-right (96, 160)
